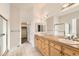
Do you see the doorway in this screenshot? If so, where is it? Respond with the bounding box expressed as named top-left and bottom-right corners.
top-left (21, 23), bottom-right (27, 44)
top-left (0, 15), bottom-right (8, 55)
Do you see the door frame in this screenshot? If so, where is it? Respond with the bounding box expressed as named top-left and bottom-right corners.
top-left (20, 22), bottom-right (31, 44)
top-left (21, 26), bottom-right (27, 44)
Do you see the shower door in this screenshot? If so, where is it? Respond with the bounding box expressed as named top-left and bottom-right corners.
top-left (0, 15), bottom-right (7, 55)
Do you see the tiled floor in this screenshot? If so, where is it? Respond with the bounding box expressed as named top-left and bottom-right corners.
top-left (6, 42), bottom-right (42, 56)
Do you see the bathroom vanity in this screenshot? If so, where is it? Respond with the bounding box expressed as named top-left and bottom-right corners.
top-left (35, 33), bottom-right (79, 56)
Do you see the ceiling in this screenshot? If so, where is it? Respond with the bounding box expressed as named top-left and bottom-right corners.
top-left (40, 3), bottom-right (64, 16)
top-left (15, 3), bottom-right (64, 23)
top-left (13, 3), bottom-right (79, 23)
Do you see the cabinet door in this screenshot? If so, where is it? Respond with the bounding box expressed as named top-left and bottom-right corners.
top-left (41, 39), bottom-right (45, 55)
top-left (35, 37), bottom-right (39, 48)
top-left (38, 38), bottom-right (42, 51)
top-left (44, 45), bottom-right (49, 56)
top-left (35, 37), bottom-right (38, 48)
top-left (50, 46), bottom-right (61, 56)
top-left (62, 46), bottom-right (79, 56)
top-left (35, 36), bottom-right (42, 51)
top-left (44, 40), bottom-right (49, 56)
top-left (41, 38), bottom-right (49, 56)
top-left (49, 42), bottom-right (61, 56)
top-left (73, 52), bottom-right (79, 56)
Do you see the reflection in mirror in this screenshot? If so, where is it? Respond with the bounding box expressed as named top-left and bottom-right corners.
top-left (54, 23), bottom-right (70, 38)
top-left (54, 18), bottom-right (79, 40)
top-left (71, 18), bottom-right (79, 39)
top-left (35, 23), bottom-right (46, 33)
top-left (54, 23), bottom-right (65, 37)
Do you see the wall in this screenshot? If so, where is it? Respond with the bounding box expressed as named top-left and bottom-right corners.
top-left (0, 4), bottom-right (10, 19)
top-left (29, 18), bottom-right (47, 47)
top-left (0, 3), bottom-right (10, 50)
top-left (10, 4), bottom-right (21, 50)
top-left (12, 4), bottom-right (47, 48)
top-left (46, 16), bottom-right (59, 35)
top-left (0, 4), bottom-right (22, 50)
top-left (46, 16), bottom-right (53, 31)
top-left (19, 7), bottom-right (34, 47)
top-left (46, 16), bottom-right (54, 34)
top-left (28, 6), bottom-right (47, 47)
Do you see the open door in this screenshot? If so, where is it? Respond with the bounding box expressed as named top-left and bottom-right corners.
top-left (21, 27), bottom-right (27, 43)
top-left (0, 15), bottom-right (7, 55)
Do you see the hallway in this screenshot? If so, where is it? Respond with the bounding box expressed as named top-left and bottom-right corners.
top-left (6, 42), bottom-right (42, 56)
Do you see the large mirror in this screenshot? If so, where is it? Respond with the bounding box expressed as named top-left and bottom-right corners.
top-left (55, 16), bottom-right (79, 40)
top-left (54, 23), bottom-right (70, 37)
top-left (57, 10), bottom-right (79, 40)
top-left (35, 23), bottom-right (46, 33)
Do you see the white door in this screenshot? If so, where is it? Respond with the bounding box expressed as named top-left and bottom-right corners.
top-left (0, 16), bottom-right (7, 55)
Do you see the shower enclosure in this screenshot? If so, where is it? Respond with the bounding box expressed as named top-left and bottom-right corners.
top-left (0, 15), bottom-right (8, 55)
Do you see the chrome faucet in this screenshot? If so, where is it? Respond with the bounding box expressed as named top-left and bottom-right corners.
top-left (65, 34), bottom-right (78, 40)
top-left (71, 35), bottom-right (77, 41)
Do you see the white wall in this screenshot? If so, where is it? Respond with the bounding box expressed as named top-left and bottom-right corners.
top-left (0, 4), bottom-right (22, 50)
top-left (17, 4), bottom-right (47, 47)
top-left (46, 14), bottom-right (62, 35)
top-left (28, 6), bottom-right (47, 47)
top-left (0, 3), bottom-right (10, 50)
top-left (46, 16), bottom-right (54, 34)
top-left (19, 5), bottom-right (34, 46)
top-left (46, 16), bottom-right (53, 31)
top-left (0, 4), bottom-right (10, 19)
top-left (10, 4), bottom-right (21, 50)
top-left (29, 18), bottom-right (47, 47)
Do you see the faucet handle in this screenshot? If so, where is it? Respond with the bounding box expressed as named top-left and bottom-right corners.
top-left (71, 35), bottom-right (74, 39)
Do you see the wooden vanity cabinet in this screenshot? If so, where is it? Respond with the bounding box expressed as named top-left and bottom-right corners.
top-left (49, 42), bottom-right (62, 56)
top-left (35, 35), bottom-right (79, 56)
top-left (35, 36), bottom-right (49, 56)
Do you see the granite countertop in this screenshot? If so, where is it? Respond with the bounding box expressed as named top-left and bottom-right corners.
top-left (35, 33), bottom-right (79, 50)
